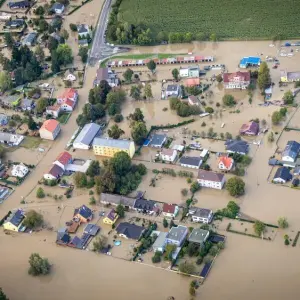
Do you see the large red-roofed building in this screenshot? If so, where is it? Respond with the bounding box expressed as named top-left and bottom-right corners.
top-left (223, 71), bottom-right (250, 89)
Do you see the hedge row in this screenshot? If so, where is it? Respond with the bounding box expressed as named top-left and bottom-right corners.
top-left (292, 231), bottom-right (300, 247)
top-left (68, 0), bottom-right (92, 15)
top-left (226, 223), bottom-right (270, 241)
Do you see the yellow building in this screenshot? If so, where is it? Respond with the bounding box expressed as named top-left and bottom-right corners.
top-left (103, 209), bottom-right (119, 225)
top-left (3, 209), bottom-right (26, 232)
top-left (92, 137), bottom-right (135, 158)
top-left (280, 70), bottom-right (300, 82)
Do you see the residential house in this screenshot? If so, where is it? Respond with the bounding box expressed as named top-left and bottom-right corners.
top-left (100, 193), bottom-right (136, 210)
top-left (83, 224), bottom-right (100, 236)
top-left (179, 66), bottom-right (200, 78)
top-left (239, 56), bottom-right (261, 68)
top-left (64, 159), bottom-right (92, 174)
top-left (179, 156), bottom-right (202, 169)
top-left (73, 123), bottom-right (101, 150)
top-left (0, 13), bottom-right (11, 21)
top-left (102, 209), bottom-right (119, 225)
top-left (0, 132), bottom-right (24, 146)
top-left (54, 151), bottom-right (72, 170)
top-left (184, 78), bottom-right (201, 87)
top-left (172, 144), bottom-right (184, 152)
top-left (21, 98), bottom-right (33, 111)
top-left (160, 148), bottom-right (177, 162)
top-left (165, 225), bottom-right (188, 247)
top-left (188, 228), bottom-right (209, 246)
top-left (218, 156), bottom-right (234, 171)
top-left (225, 139), bottom-right (249, 155)
top-left (152, 232), bottom-right (168, 252)
top-left (46, 105), bottom-right (61, 118)
top-left (5, 18), bottom-right (24, 28)
top-left (64, 70), bottom-right (77, 82)
top-left (73, 205), bottom-right (93, 223)
top-left (68, 236), bottom-right (84, 249)
top-left (165, 84), bottom-right (182, 98)
top-left (149, 133), bottom-right (167, 148)
top-left (57, 88), bottom-right (78, 112)
top-left (282, 141), bottom-right (300, 164)
top-left (8, 1), bottom-right (29, 9)
top-left (188, 207), bottom-right (213, 224)
top-left (223, 71), bottom-right (250, 89)
top-left (280, 70), bottom-right (300, 82)
top-left (93, 138), bottom-right (135, 158)
top-left (43, 164), bottom-right (64, 180)
top-left (294, 166), bottom-right (300, 176)
top-left (162, 203), bottom-right (179, 218)
top-left (197, 170), bottom-right (225, 190)
top-left (11, 163), bottom-right (29, 178)
top-left (134, 198), bottom-right (157, 214)
top-left (77, 24), bottom-right (90, 38)
top-left (39, 119), bottom-right (61, 140)
top-left (3, 209), bottom-right (25, 232)
top-left (0, 114), bottom-right (8, 126)
top-left (188, 95), bottom-right (199, 106)
top-left (56, 228), bottom-right (71, 246)
top-left (50, 32), bottom-right (62, 42)
top-left (116, 222), bottom-right (145, 240)
top-left (273, 167), bottom-right (292, 184)
top-left (240, 121), bottom-right (259, 136)
top-left (51, 2), bottom-right (65, 14)
top-left (200, 149), bottom-right (209, 159)
top-left (22, 32), bottom-right (37, 47)
top-left (78, 39), bottom-right (88, 47)
top-left (94, 68), bottom-right (119, 88)
top-left (0, 95), bottom-right (22, 107)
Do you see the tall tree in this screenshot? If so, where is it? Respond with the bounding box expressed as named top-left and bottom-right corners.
top-left (35, 98), bottom-right (48, 114)
top-left (78, 47), bottom-right (88, 63)
top-left (61, 29), bottom-right (69, 40)
top-left (4, 32), bottom-right (14, 48)
top-left (257, 62), bottom-right (271, 90)
top-left (56, 44), bottom-right (73, 66)
top-left (131, 121), bottom-right (147, 145)
top-left (0, 71), bottom-right (12, 92)
top-left (144, 83), bottom-right (153, 99)
top-left (108, 124), bottom-right (125, 139)
top-left (172, 68), bottom-right (179, 80)
top-left (147, 59), bottom-right (156, 73)
top-left (35, 45), bottom-right (45, 62)
top-left (51, 50), bottom-right (60, 73)
top-left (48, 36), bottom-right (59, 52)
top-left (123, 68), bottom-right (133, 82)
top-left (28, 253), bottom-right (51, 276)
top-left (111, 151), bottom-right (132, 176)
top-left (130, 85), bottom-right (141, 100)
top-left (0, 288), bottom-right (8, 300)
top-left (129, 108), bottom-right (144, 122)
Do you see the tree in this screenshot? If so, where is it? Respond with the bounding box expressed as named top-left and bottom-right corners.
top-left (108, 124), bottom-right (125, 139)
top-left (216, 74), bottom-right (223, 82)
top-left (190, 181), bottom-right (200, 193)
top-left (172, 68), bottom-right (179, 80)
top-left (93, 235), bottom-right (108, 252)
top-left (48, 36), bottom-right (59, 52)
top-left (152, 251), bottom-right (162, 263)
top-left (210, 33), bottom-right (217, 42)
top-left (51, 50), bottom-right (60, 73)
top-left (131, 121), bottom-right (147, 145)
top-left (278, 217), bottom-right (289, 229)
top-left (223, 94), bottom-right (236, 107)
top-left (283, 90), bottom-right (294, 105)
top-left (178, 262), bottom-right (195, 274)
top-left (28, 253), bottom-right (51, 276)
top-left (268, 131), bottom-right (275, 143)
top-left (34, 45), bottom-right (45, 63)
top-left (111, 151), bottom-right (132, 176)
top-left (0, 145), bottom-right (5, 159)
top-left (0, 288), bottom-right (8, 300)
top-left (165, 244), bottom-right (176, 261)
top-left (36, 187), bottom-right (45, 198)
top-left (144, 83), bottom-right (153, 99)
top-left (205, 107), bottom-right (214, 113)
top-left (0, 71), bottom-right (12, 92)
top-left (35, 98), bottom-right (48, 114)
top-left (189, 286), bottom-right (196, 296)
top-left (147, 59), bottom-right (156, 73)
top-left (209, 246), bottom-right (219, 256)
top-left (163, 218), bottom-right (168, 228)
top-left (23, 210), bottom-right (43, 229)
top-left (253, 220), bottom-right (265, 236)
top-left (73, 172), bottom-right (87, 188)
top-left (78, 47), bottom-right (88, 63)
top-left (61, 29), bottom-right (69, 40)
top-left (226, 177), bottom-right (245, 197)
top-left (257, 62), bottom-right (271, 90)
top-left (279, 107), bottom-right (287, 117)
top-left (35, 5), bottom-right (45, 15)
top-left (181, 188), bottom-right (188, 196)
top-left (69, 23), bottom-right (77, 31)
top-left (129, 108), bottom-right (144, 122)
top-left (130, 85), bottom-right (141, 100)
top-left (56, 44), bottom-right (73, 66)
top-left (116, 204), bottom-right (125, 218)
top-left (123, 68), bottom-right (133, 82)
top-left (8, 120), bottom-right (16, 127)
top-left (187, 242), bottom-right (198, 257)
top-left (4, 33), bottom-right (14, 48)
top-left (86, 160), bottom-right (100, 177)
top-left (271, 111), bottom-right (282, 125)
top-left (114, 114), bottom-right (123, 123)
top-left (26, 115), bottom-right (37, 130)
top-left (38, 19), bottom-right (48, 33)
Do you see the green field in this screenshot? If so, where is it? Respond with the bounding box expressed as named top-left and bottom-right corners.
top-left (118, 0), bottom-right (300, 40)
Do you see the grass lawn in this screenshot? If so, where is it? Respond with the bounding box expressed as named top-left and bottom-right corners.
top-left (57, 113), bottom-right (71, 124)
top-left (118, 0), bottom-right (300, 39)
top-left (21, 136), bottom-right (42, 149)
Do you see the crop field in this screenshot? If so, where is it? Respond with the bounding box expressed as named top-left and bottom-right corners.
top-left (118, 0), bottom-right (300, 39)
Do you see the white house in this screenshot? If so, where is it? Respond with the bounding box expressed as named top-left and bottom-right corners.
top-left (77, 24), bottom-right (90, 38)
top-left (152, 232), bottom-right (168, 252)
top-left (179, 68), bottom-right (189, 77)
top-left (51, 2), bottom-right (65, 14)
top-left (11, 163), bottom-right (29, 178)
top-left (282, 141), bottom-right (300, 163)
top-left (60, 99), bottom-right (75, 112)
top-left (218, 156), bottom-right (234, 171)
top-left (46, 105), bottom-right (61, 118)
top-left (197, 170), bottom-right (225, 190)
top-left (165, 84), bottom-right (181, 98)
top-left (188, 207), bottom-right (213, 224)
top-left (160, 148), bottom-right (177, 162)
top-left (64, 71), bottom-right (77, 82)
top-left (162, 203), bottom-right (179, 218)
top-left (57, 88), bottom-right (78, 111)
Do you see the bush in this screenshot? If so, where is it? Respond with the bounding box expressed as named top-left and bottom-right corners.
top-left (226, 177), bottom-right (245, 197)
top-left (114, 114), bottom-right (123, 123)
top-left (89, 190), bottom-right (94, 195)
top-left (205, 106), bottom-right (214, 113)
top-left (28, 253), bottom-right (51, 276)
top-left (196, 257), bottom-right (203, 265)
top-left (222, 94), bottom-right (236, 107)
top-left (253, 220), bottom-right (265, 236)
top-left (89, 196), bottom-right (96, 205)
top-left (178, 261), bottom-right (195, 274)
top-left (163, 218), bottom-right (168, 228)
top-left (278, 217), bottom-right (289, 229)
top-left (36, 187), bottom-right (45, 198)
top-left (23, 210), bottom-right (43, 229)
top-left (181, 188), bottom-right (188, 196)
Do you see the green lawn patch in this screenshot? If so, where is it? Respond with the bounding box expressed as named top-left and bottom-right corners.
top-left (58, 113), bottom-right (71, 124)
top-left (20, 136), bottom-right (42, 149)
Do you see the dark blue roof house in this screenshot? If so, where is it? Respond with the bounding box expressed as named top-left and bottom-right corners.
top-left (225, 139), bottom-right (249, 155)
top-left (273, 167), bottom-right (292, 184)
top-left (282, 141), bottom-right (300, 162)
top-left (8, 1), bottom-right (29, 9)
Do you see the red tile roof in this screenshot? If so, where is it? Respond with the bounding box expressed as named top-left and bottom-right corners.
top-left (60, 88), bottom-right (77, 99)
top-left (56, 151), bottom-right (72, 166)
top-left (185, 78), bottom-right (200, 87)
top-left (41, 119), bottom-right (59, 133)
top-left (223, 71), bottom-right (250, 83)
top-left (163, 203), bottom-right (176, 214)
top-left (47, 104), bottom-right (61, 112)
top-left (218, 156), bottom-right (233, 169)
top-left (63, 98), bottom-right (75, 108)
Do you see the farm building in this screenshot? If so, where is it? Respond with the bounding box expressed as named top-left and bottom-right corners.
top-left (239, 57), bottom-right (261, 68)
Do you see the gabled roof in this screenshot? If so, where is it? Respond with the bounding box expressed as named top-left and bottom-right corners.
top-left (274, 167), bottom-right (292, 181)
top-left (223, 71), bottom-right (250, 83)
top-left (225, 139), bottom-right (249, 154)
top-left (105, 209), bottom-right (117, 221)
top-left (56, 232), bottom-right (71, 244)
top-left (74, 205), bottom-right (92, 219)
top-left (167, 225), bottom-right (188, 242)
top-left (282, 140), bottom-right (300, 160)
top-left (48, 164), bottom-right (64, 178)
top-left (161, 148), bottom-right (176, 157)
top-left (60, 88), bottom-right (77, 99)
top-left (84, 224), bottom-right (100, 236)
top-left (134, 198), bottom-right (156, 211)
top-left (240, 121), bottom-right (259, 135)
top-left (188, 95), bottom-right (198, 104)
top-left (100, 193), bottom-right (136, 207)
top-left (77, 24), bottom-right (89, 33)
top-left (198, 170), bottom-right (224, 182)
top-left (116, 222), bottom-right (145, 240)
top-left (218, 156), bottom-right (234, 168)
top-left (69, 236), bottom-right (84, 249)
top-left (185, 78), bottom-right (200, 87)
top-left (6, 209), bottom-right (25, 227)
top-left (149, 134), bottom-right (167, 147)
top-left (51, 2), bottom-right (64, 10)
top-left (73, 123), bottom-right (101, 146)
top-left (56, 151), bottom-right (72, 166)
top-left (189, 207), bottom-right (212, 218)
top-left (41, 119), bottom-right (59, 133)
top-left (163, 203), bottom-right (176, 214)
top-left (179, 156), bottom-right (202, 167)
top-left (92, 137), bottom-right (132, 150)
top-left (166, 84), bottom-right (180, 92)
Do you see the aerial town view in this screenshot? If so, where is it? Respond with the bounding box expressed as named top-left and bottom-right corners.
top-left (1, 0), bottom-right (300, 299)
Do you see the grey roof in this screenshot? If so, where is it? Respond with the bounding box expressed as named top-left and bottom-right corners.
top-left (166, 225), bottom-right (188, 242)
top-left (56, 232), bottom-right (70, 244)
top-left (282, 141), bottom-right (300, 161)
top-left (1, 95), bottom-right (21, 105)
top-left (8, 1), bottom-right (29, 8)
top-left (6, 209), bottom-right (25, 227)
top-left (78, 39), bottom-right (88, 45)
top-left (0, 114), bottom-right (8, 123)
top-left (198, 170), bottom-right (224, 182)
top-left (22, 32), bottom-right (37, 45)
top-left (294, 166), bottom-right (300, 175)
top-left (48, 164), bottom-right (64, 178)
top-left (188, 228), bottom-right (209, 244)
top-left (84, 224), bottom-right (100, 236)
top-left (152, 232), bottom-right (168, 250)
top-left (149, 134), bottom-right (167, 147)
top-left (70, 236), bottom-right (84, 248)
top-left (179, 156), bottom-right (202, 167)
top-left (166, 84), bottom-right (180, 92)
top-left (134, 198), bottom-right (156, 211)
top-left (116, 222), bottom-right (145, 240)
top-left (274, 167), bottom-right (292, 181)
top-left (73, 123), bottom-right (101, 146)
top-left (93, 137), bottom-right (132, 150)
top-left (77, 24), bottom-right (89, 34)
top-left (225, 139), bottom-right (249, 154)
top-left (5, 19), bottom-right (24, 27)
top-left (51, 2), bottom-right (64, 10)
top-left (189, 207), bottom-right (212, 218)
top-left (0, 132), bottom-right (22, 143)
top-left (101, 193), bottom-right (136, 207)
top-left (22, 97), bottom-right (33, 107)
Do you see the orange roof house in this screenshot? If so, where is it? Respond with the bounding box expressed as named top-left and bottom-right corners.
top-left (55, 151), bottom-right (72, 168)
top-left (185, 78), bottom-right (200, 87)
top-left (218, 156), bottom-right (234, 171)
top-left (57, 88), bottom-right (78, 112)
top-left (39, 119), bottom-right (61, 140)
